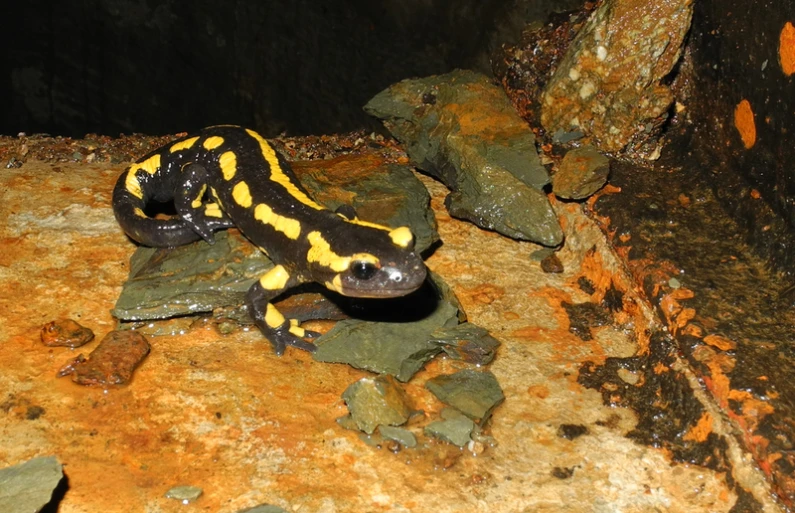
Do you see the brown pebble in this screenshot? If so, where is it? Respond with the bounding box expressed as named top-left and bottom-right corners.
top-left (40, 319), bottom-right (94, 348)
top-left (540, 253), bottom-right (564, 273)
top-left (57, 330), bottom-right (150, 386)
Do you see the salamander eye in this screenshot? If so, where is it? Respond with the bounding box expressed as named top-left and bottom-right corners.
top-left (351, 260), bottom-right (378, 280)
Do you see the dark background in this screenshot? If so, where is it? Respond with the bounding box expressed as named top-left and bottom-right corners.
top-left (1, 0), bottom-right (581, 138)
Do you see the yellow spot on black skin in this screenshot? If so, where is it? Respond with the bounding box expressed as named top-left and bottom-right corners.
top-left (307, 231), bottom-right (352, 272)
top-left (191, 184), bottom-right (208, 209)
top-left (133, 207), bottom-right (147, 218)
top-left (259, 265), bottom-right (291, 290)
top-left (288, 325), bottom-right (306, 337)
top-left (245, 129), bottom-right (325, 210)
top-left (125, 154), bottom-right (161, 199)
top-left (204, 203), bottom-right (223, 218)
top-left (325, 275), bottom-right (344, 294)
top-left (202, 136), bottom-right (225, 150)
top-left (219, 151), bottom-right (237, 181)
top-left (265, 303), bottom-right (286, 329)
top-left (254, 203), bottom-right (301, 240)
top-left (169, 136), bottom-right (200, 153)
top-left (232, 181), bottom-right (253, 208)
top-left (388, 226), bottom-right (414, 248)
top-left (306, 231), bottom-right (381, 272)
top-left (341, 216), bottom-right (413, 249)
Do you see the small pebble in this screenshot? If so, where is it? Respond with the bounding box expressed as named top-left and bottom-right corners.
top-left (164, 485), bottom-right (202, 504)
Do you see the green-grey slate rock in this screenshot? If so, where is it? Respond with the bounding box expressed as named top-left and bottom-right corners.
top-left (342, 375), bottom-right (412, 434)
top-left (426, 369), bottom-right (505, 424)
top-left (429, 322), bottom-right (500, 364)
top-left (365, 69), bottom-right (564, 246)
top-left (312, 286), bottom-right (460, 381)
top-left (113, 230), bottom-right (271, 321)
top-left (378, 425), bottom-right (418, 448)
top-left (424, 408), bottom-right (476, 447)
top-left (552, 145), bottom-right (610, 200)
top-left (164, 485), bottom-right (203, 503)
top-left (0, 456), bottom-right (64, 513)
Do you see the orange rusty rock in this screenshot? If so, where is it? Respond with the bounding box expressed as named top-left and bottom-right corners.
top-left (677, 193), bottom-right (691, 207)
top-left (703, 334), bottom-right (737, 351)
top-left (674, 307), bottom-right (696, 332)
top-left (680, 323), bottom-right (703, 338)
top-left (682, 411), bottom-right (714, 443)
top-left (467, 283), bottom-right (506, 305)
top-left (779, 21), bottom-right (795, 76)
top-left (527, 384), bottom-right (550, 398)
top-left (734, 99), bottom-right (757, 149)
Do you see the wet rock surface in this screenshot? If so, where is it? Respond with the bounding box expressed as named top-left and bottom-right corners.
top-left (341, 375), bottom-right (413, 435)
top-left (0, 132), bottom-right (764, 512)
top-left (552, 146), bottom-right (610, 200)
top-left (0, 456), bottom-right (64, 513)
top-left (365, 69), bottom-right (564, 246)
top-left (425, 369), bottom-right (505, 424)
top-left (540, 0), bottom-right (693, 153)
top-left (591, 156), bottom-right (795, 508)
top-left (424, 408), bottom-right (477, 447)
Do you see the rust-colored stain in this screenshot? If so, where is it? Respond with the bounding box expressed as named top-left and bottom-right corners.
top-left (733, 99), bottom-right (756, 149)
top-left (779, 21), bottom-right (795, 76)
top-left (703, 334), bottom-right (737, 351)
top-left (683, 411), bottom-right (714, 443)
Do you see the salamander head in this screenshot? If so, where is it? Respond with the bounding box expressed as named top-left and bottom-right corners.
top-left (305, 224), bottom-right (427, 298)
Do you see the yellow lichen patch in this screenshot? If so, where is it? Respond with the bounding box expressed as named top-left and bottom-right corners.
top-left (703, 334), bottom-right (737, 351)
top-left (191, 184), bottom-right (208, 209)
top-left (259, 265), bottom-right (290, 291)
top-left (203, 136), bottom-right (225, 151)
top-left (204, 203), bottom-right (223, 218)
top-left (245, 129), bottom-right (325, 210)
top-left (253, 203), bottom-right (301, 240)
top-left (734, 99), bottom-right (756, 149)
top-left (682, 412), bottom-right (714, 443)
top-left (264, 303), bottom-right (286, 328)
top-left (307, 231), bottom-right (351, 272)
top-left (219, 151), bottom-right (237, 181)
top-left (779, 21), bottom-right (795, 76)
top-left (232, 181), bottom-right (253, 208)
top-left (169, 136), bottom-right (200, 153)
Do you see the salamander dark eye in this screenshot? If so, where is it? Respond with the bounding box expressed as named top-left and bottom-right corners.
top-left (351, 261), bottom-right (378, 280)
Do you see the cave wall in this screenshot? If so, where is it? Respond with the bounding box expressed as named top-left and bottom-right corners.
top-left (1, 0), bottom-right (581, 138)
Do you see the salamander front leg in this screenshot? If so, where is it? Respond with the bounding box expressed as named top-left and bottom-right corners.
top-left (246, 266), bottom-right (319, 355)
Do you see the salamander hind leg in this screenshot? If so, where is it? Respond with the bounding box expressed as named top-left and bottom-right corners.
top-left (246, 268), bottom-right (318, 355)
top-left (174, 163), bottom-right (234, 244)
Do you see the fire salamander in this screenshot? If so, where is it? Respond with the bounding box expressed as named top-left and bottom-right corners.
top-left (113, 125), bottom-right (427, 354)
